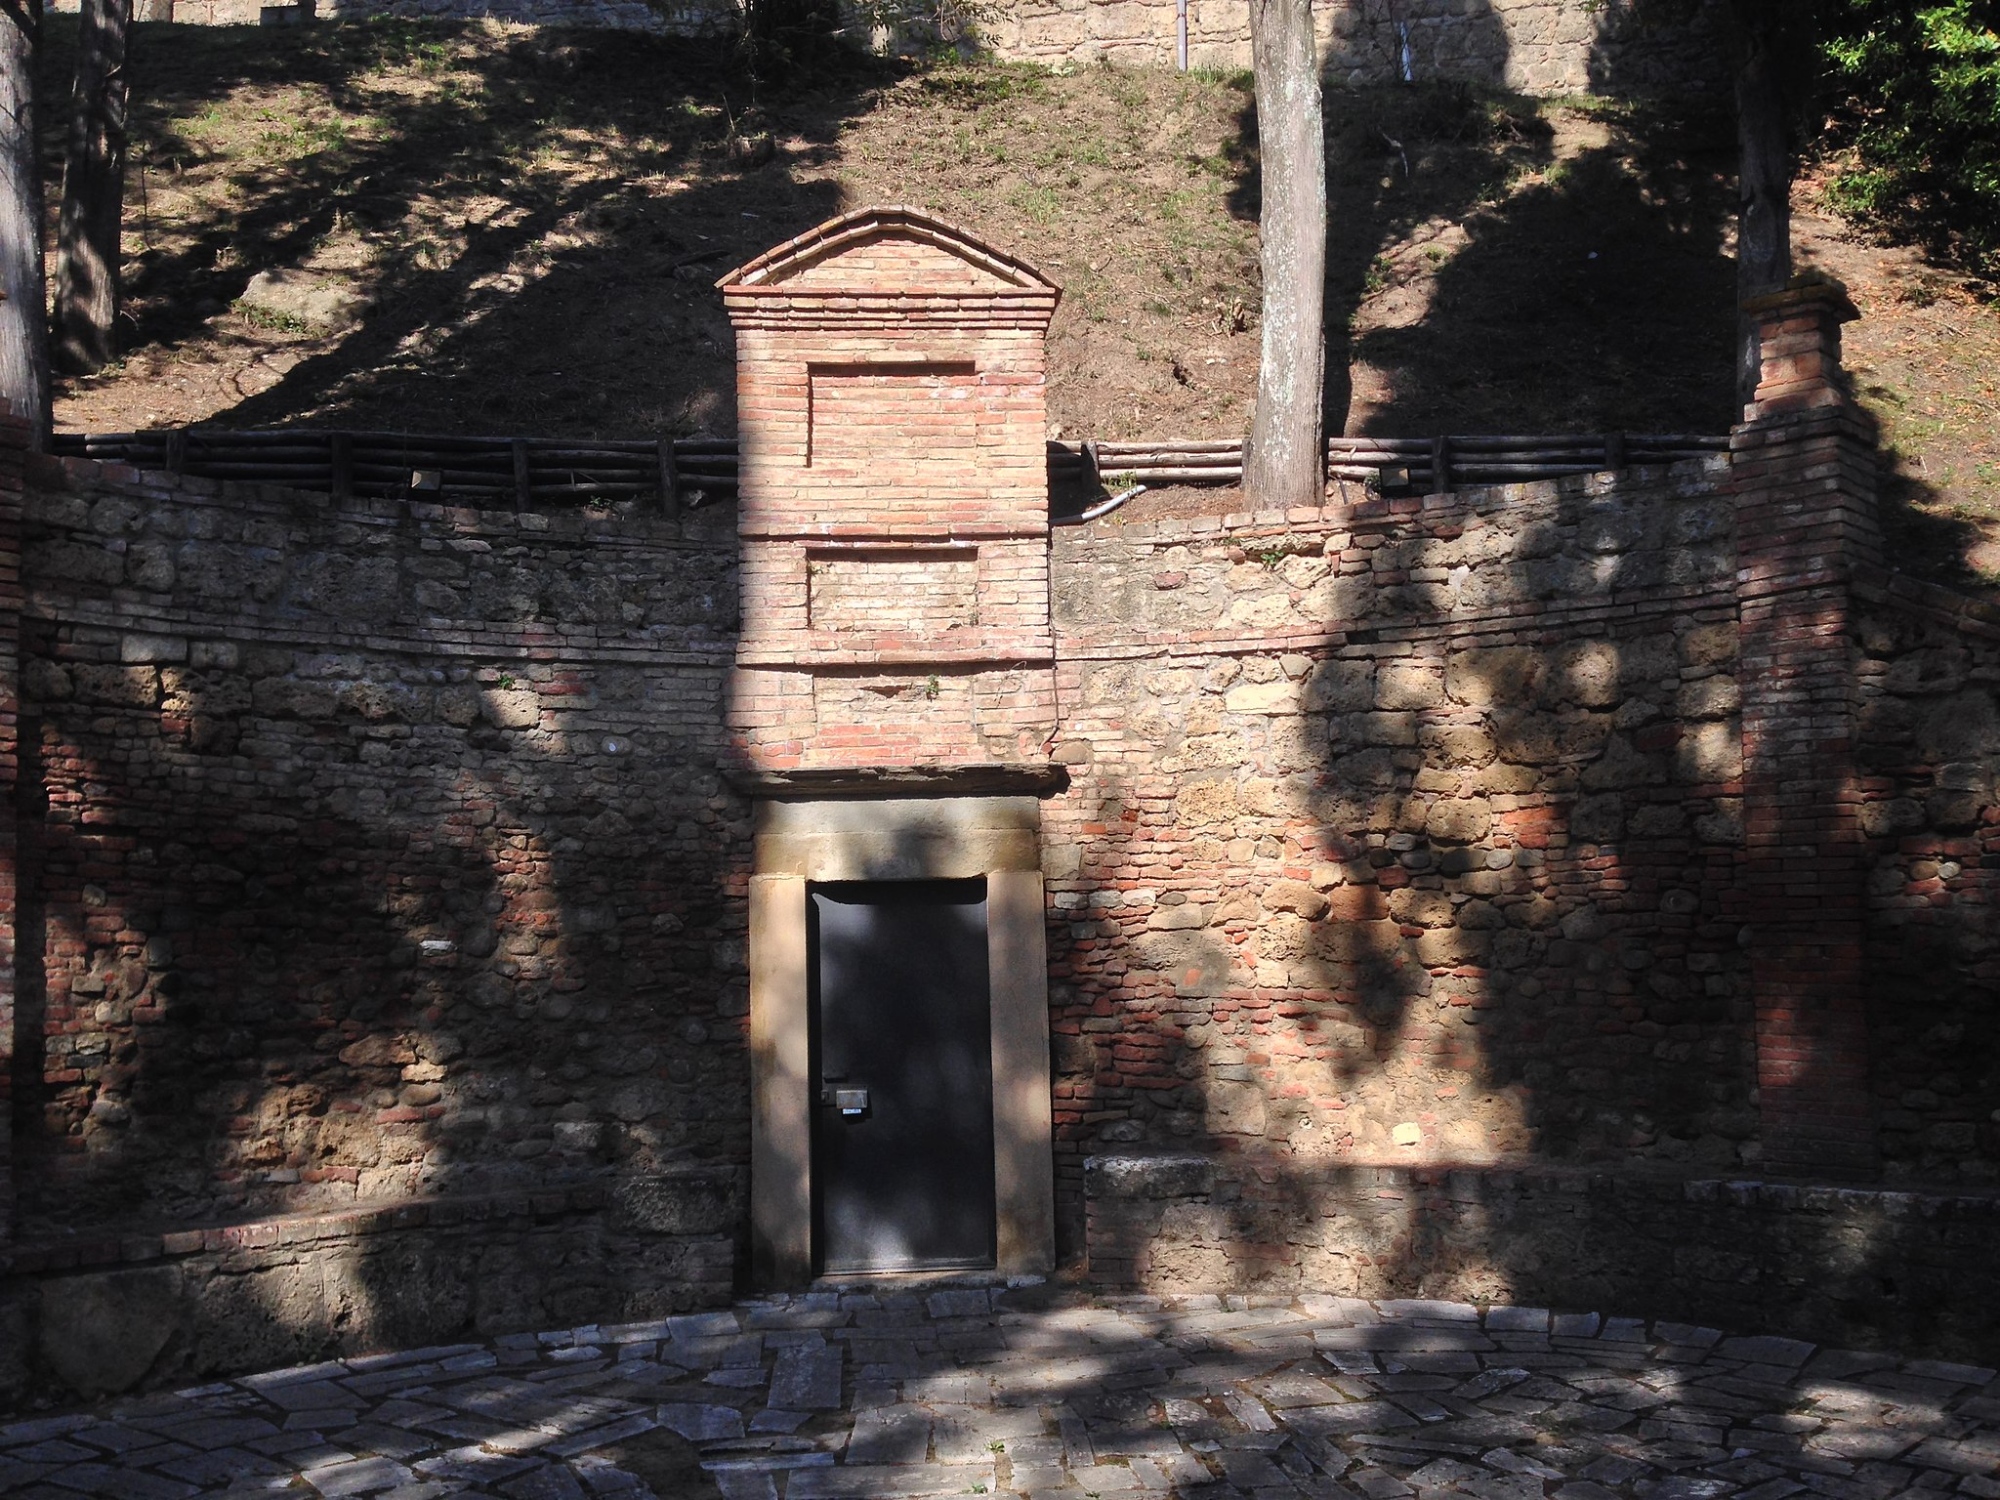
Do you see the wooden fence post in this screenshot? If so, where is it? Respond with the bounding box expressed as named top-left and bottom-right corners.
top-left (657, 438), bottom-right (679, 512)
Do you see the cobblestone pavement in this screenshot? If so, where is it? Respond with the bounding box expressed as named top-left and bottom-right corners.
top-left (3, 1290), bottom-right (1997, 1500)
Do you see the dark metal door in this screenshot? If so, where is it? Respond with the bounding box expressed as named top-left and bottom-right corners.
top-left (809, 879), bottom-right (995, 1275)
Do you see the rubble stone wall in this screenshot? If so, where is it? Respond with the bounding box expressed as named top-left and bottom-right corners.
top-left (8, 453), bottom-right (748, 1256)
top-left (9, 413), bottom-right (2000, 1391)
top-left (90, 0), bottom-right (1726, 100)
top-left (1851, 567), bottom-right (2000, 1188)
top-left (3, 1172), bottom-right (736, 1398)
top-left (973, 0), bottom-right (1729, 95)
top-left (1039, 461), bottom-right (1757, 1255)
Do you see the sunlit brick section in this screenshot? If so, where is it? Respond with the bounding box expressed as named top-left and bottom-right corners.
top-left (718, 207), bottom-right (1062, 772)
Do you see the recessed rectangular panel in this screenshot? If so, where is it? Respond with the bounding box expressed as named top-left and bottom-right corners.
top-left (807, 363), bottom-right (981, 487)
top-left (808, 547), bottom-right (978, 633)
top-left (809, 879), bottom-right (995, 1274)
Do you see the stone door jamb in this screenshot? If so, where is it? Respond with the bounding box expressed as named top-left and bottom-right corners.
top-left (739, 783), bottom-right (1057, 1287)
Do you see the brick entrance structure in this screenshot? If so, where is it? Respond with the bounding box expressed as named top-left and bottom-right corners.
top-left (717, 208), bottom-right (1066, 1284)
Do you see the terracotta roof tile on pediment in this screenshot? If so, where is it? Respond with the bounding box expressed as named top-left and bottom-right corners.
top-left (716, 205), bottom-right (1060, 293)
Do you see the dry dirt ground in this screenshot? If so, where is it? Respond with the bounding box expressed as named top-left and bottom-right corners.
top-left (37, 18), bottom-right (2000, 585)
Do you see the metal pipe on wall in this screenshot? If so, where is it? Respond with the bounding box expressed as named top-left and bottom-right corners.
top-left (1177, 0), bottom-right (1188, 69)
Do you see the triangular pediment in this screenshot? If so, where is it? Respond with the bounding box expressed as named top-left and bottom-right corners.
top-left (718, 206), bottom-right (1058, 292)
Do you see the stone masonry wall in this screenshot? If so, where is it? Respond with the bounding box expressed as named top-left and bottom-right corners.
top-left (1082, 1155), bottom-right (2000, 1362)
top-left (7, 1175), bottom-right (736, 1398)
top-left (973, 0), bottom-right (1729, 94)
top-left (89, 0), bottom-right (1726, 100)
top-left (1040, 459), bottom-right (1753, 1256)
top-left (1850, 567), bottom-right (2000, 1188)
top-left (9, 452), bottom-right (747, 1251)
top-left (56, 0), bottom-right (735, 33)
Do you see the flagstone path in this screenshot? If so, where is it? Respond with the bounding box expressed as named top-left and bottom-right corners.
top-left (2, 1289), bottom-right (1995, 1499)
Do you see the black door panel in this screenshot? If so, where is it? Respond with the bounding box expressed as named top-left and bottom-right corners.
top-left (809, 879), bottom-right (996, 1274)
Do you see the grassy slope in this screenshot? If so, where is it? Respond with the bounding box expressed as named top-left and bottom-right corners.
top-left (40, 18), bottom-right (2000, 587)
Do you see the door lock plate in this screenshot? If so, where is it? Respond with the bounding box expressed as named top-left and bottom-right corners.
top-left (829, 1087), bottom-right (869, 1117)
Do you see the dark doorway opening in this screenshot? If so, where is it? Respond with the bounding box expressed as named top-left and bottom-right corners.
top-left (808, 878), bottom-right (996, 1275)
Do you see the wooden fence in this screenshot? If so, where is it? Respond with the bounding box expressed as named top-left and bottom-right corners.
top-left (50, 429), bottom-right (1729, 505)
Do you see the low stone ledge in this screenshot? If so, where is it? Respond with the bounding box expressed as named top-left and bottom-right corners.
top-left (0, 1170), bottom-right (743, 1405)
top-left (2, 1175), bottom-right (717, 1273)
top-left (1082, 1157), bottom-right (2000, 1361)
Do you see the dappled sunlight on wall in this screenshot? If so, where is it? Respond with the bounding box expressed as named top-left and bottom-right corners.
top-left (9, 462), bottom-right (749, 1250)
top-left (1042, 455), bottom-right (1753, 1263)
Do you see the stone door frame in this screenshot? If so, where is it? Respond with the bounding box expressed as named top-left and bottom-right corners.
top-left (738, 779), bottom-right (1058, 1287)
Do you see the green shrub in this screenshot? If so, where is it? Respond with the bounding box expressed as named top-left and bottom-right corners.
top-left (1820, 1), bottom-right (2000, 278)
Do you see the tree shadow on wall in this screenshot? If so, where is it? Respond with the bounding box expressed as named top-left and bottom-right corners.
top-left (1583, 0), bottom-right (1734, 102)
top-left (1048, 434), bottom-right (1993, 1352)
top-left (40, 18), bottom-right (892, 437)
top-left (1851, 603), bottom-right (2000, 1186)
top-left (1052, 474), bottom-right (1748, 1196)
top-left (9, 487), bottom-right (752, 1390)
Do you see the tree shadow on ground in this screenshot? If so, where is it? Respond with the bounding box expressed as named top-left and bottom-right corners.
top-left (1221, 72), bottom-right (1738, 440)
top-left (1347, 97), bottom-right (1737, 436)
top-left (1866, 429), bottom-right (1993, 595)
top-left (38, 18), bottom-right (897, 436)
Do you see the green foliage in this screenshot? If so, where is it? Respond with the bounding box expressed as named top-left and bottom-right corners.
top-left (1820, 1), bottom-right (2000, 277)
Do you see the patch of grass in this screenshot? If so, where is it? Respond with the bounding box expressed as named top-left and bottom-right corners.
top-left (1187, 65), bottom-right (1253, 90)
top-left (919, 59), bottom-right (1046, 106)
top-left (1007, 182), bottom-right (1061, 223)
top-left (254, 116), bottom-right (352, 163)
top-left (233, 301), bottom-right (314, 335)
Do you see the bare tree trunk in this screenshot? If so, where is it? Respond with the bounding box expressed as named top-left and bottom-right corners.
top-left (0, 0), bottom-right (48, 444)
top-left (1243, 0), bottom-right (1325, 508)
top-left (1733, 2), bottom-right (1792, 412)
top-left (53, 0), bottom-right (131, 376)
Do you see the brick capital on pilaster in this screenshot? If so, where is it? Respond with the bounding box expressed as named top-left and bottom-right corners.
top-left (1739, 273), bottom-right (1872, 428)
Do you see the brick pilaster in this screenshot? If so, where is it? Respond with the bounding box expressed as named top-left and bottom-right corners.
top-left (1731, 276), bottom-right (1880, 1178)
top-left (0, 405), bottom-right (24, 1242)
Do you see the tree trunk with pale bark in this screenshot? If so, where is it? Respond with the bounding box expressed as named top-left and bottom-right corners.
top-left (1243, 0), bottom-right (1325, 509)
top-left (53, 0), bottom-right (132, 376)
top-left (0, 0), bottom-right (48, 443)
top-left (1733, 0), bottom-right (1796, 412)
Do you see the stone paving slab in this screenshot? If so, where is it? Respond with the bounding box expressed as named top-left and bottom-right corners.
top-left (2, 1291), bottom-right (1996, 1498)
